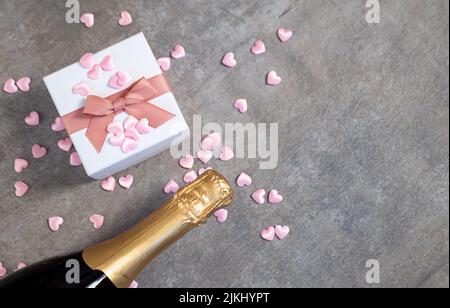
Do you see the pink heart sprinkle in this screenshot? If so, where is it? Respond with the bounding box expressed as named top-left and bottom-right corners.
top-left (135, 118), bottom-right (152, 134)
top-left (51, 117), bottom-right (65, 132)
top-left (118, 11), bottom-right (133, 26)
top-left (108, 74), bottom-right (121, 89)
top-left (183, 170), bottom-right (198, 184)
top-left (0, 264), bottom-right (6, 278)
top-left (80, 13), bottom-right (95, 28)
top-left (171, 44), bottom-right (186, 59)
top-left (200, 136), bottom-right (216, 151)
top-left (3, 78), bottom-right (18, 94)
top-left (222, 52), bottom-right (237, 68)
top-left (251, 189), bottom-right (266, 204)
top-left (72, 81), bottom-right (90, 96)
top-left (123, 115), bottom-right (139, 130)
top-left (277, 28), bottom-right (293, 42)
top-left (214, 209), bottom-right (228, 224)
top-left (268, 189), bottom-right (283, 204)
top-left (261, 226), bottom-right (275, 241)
top-left (15, 263), bottom-right (27, 271)
top-left (70, 152), bottom-right (82, 166)
top-left (14, 158), bottom-right (29, 173)
top-left (208, 133), bottom-right (221, 147)
top-left (220, 146), bottom-right (234, 161)
top-left (87, 64), bottom-right (102, 80)
top-left (17, 77), bottom-right (31, 92)
top-left (101, 177), bottom-right (116, 192)
top-left (116, 70), bottom-right (132, 86)
top-left (213, 209), bottom-right (228, 224)
top-left (24, 111), bottom-right (40, 126)
top-left (107, 121), bottom-right (124, 134)
top-left (14, 181), bottom-right (29, 197)
top-left (121, 137), bottom-right (138, 153)
top-left (267, 71), bottom-right (282, 86)
top-left (198, 167), bottom-right (213, 176)
top-left (128, 280), bottom-right (139, 288)
top-left (233, 99), bottom-right (248, 113)
top-left (164, 180), bottom-right (179, 194)
top-left (32, 144), bottom-right (47, 159)
top-left (89, 214), bottom-right (105, 230)
top-left (197, 150), bottom-right (213, 164)
top-left (158, 57), bottom-right (171, 72)
top-left (236, 173), bottom-right (252, 187)
top-left (79, 53), bottom-right (95, 69)
top-left (125, 127), bottom-right (140, 141)
top-left (179, 155), bottom-right (194, 169)
top-left (48, 216), bottom-right (64, 232)
top-left (57, 137), bottom-right (73, 152)
top-left (274, 225), bottom-right (290, 240)
top-left (251, 39), bottom-right (266, 55)
top-left (119, 175), bottom-right (134, 189)
top-left (100, 55), bottom-right (115, 71)
top-left (109, 131), bottom-right (126, 146)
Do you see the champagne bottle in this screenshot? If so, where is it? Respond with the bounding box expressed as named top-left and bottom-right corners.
top-left (0, 170), bottom-right (233, 288)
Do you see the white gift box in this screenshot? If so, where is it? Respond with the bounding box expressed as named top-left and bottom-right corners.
top-left (44, 33), bottom-right (189, 180)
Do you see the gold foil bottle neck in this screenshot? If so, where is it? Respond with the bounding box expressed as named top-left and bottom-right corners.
top-left (171, 170), bottom-right (233, 225)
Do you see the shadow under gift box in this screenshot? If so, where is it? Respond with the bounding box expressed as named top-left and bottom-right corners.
top-left (43, 33), bottom-right (189, 180)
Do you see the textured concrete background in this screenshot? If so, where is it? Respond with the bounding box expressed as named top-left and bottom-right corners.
top-left (0, 0), bottom-right (448, 288)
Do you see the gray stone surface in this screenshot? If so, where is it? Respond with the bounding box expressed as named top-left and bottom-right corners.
top-left (0, 0), bottom-right (448, 288)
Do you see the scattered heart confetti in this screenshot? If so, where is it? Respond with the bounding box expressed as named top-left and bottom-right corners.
top-left (233, 99), bottom-right (248, 113)
top-left (109, 131), bottom-right (126, 146)
top-left (123, 116), bottom-right (138, 130)
top-left (164, 180), bottom-right (180, 194)
top-left (208, 133), bottom-right (221, 148)
top-left (69, 152), bottom-right (82, 166)
top-left (251, 189), bottom-right (266, 204)
top-left (219, 146), bottom-right (234, 161)
top-left (89, 214), bottom-right (105, 230)
top-left (119, 11), bottom-right (133, 26)
top-left (135, 118), bottom-right (152, 134)
top-left (129, 280), bottom-right (139, 288)
top-left (119, 175), bottom-right (134, 189)
top-left (3, 79), bottom-right (18, 94)
top-left (101, 177), bottom-right (116, 192)
top-left (72, 81), bottom-right (90, 96)
top-left (48, 216), bottom-right (64, 232)
top-left (213, 209), bottom-right (228, 223)
top-left (277, 28), bottom-right (293, 42)
top-left (268, 189), bottom-right (283, 204)
top-left (14, 181), bottom-right (29, 197)
top-left (222, 52), bottom-right (237, 67)
top-left (0, 263), bottom-right (6, 278)
top-left (200, 136), bottom-right (216, 151)
top-left (80, 13), bottom-right (95, 28)
top-left (88, 64), bottom-right (103, 80)
top-left (171, 44), bottom-right (186, 59)
top-left (197, 150), bottom-right (213, 164)
top-left (179, 155), bottom-right (194, 169)
top-left (24, 111), bottom-right (40, 126)
top-left (57, 137), bottom-right (73, 152)
top-left (274, 225), bottom-right (290, 240)
top-left (107, 121), bottom-right (124, 134)
top-left (16, 77), bottom-right (31, 92)
top-left (236, 172), bottom-right (252, 187)
top-left (14, 158), bottom-right (29, 173)
top-left (109, 71), bottom-right (131, 89)
top-left (260, 226), bottom-right (275, 241)
top-left (198, 167), bottom-right (213, 176)
top-left (121, 137), bottom-right (138, 153)
top-left (251, 39), bottom-right (266, 55)
top-left (79, 53), bottom-right (95, 69)
top-left (100, 55), bottom-right (115, 71)
top-left (183, 170), bottom-right (198, 183)
top-left (51, 117), bottom-right (65, 132)
top-left (158, 57), bottom-right (171, 72)
top-left (32, 144), bottom-right (47, 159)
top-left (267, 71), bottom-right (282, 86)
top-left (15, 263), bottom-right (27, 271)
